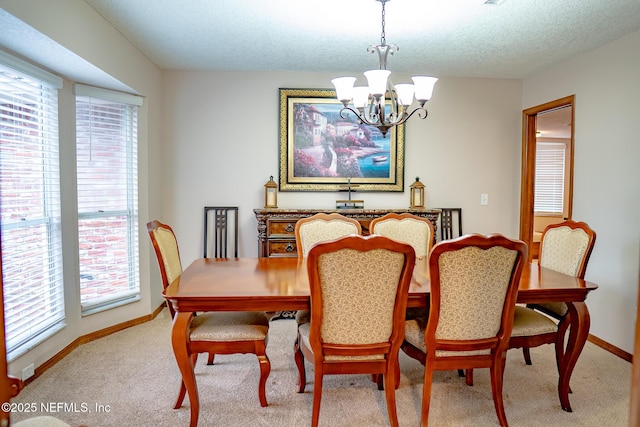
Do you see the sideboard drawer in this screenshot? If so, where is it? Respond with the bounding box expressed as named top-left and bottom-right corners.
top-left (267, 239), bottom-right (297, 257)
top-left (267, 219), bottom-right (297, 237)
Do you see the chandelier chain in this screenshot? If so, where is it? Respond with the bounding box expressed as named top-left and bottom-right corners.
top-left (380, 0), bottom-right (387, 46)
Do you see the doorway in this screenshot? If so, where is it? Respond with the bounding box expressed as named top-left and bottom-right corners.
top-left (519, 95), bottom-right (575, 261)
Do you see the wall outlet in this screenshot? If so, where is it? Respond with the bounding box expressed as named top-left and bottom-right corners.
top-left (480, 193), bottom-right (489, 206)
top-left (21, 363), bottom-right (35, 381)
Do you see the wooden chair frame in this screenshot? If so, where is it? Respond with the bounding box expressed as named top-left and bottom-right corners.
top-left (463, 221), bottom-right (595, 399)
top-left (294, 235), bottom-right (416, 427)
top-left (401, 234), bottom-right (527, 427)
top-left (519, 220), bottom-right (596, 365)
top-left (147, 220), bottom-right (270, 410)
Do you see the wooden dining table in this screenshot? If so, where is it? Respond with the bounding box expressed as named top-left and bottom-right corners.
top-left (163, 257), bottom-right (598, 427)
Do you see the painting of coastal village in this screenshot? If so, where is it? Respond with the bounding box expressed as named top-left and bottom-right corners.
top-left (294, 101), bottom-right (400, 172)
top-left (280, 89), bottom-right (404, 192)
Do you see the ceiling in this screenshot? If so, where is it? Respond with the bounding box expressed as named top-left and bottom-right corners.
top-left (83, 0), bottom-right (640, 79)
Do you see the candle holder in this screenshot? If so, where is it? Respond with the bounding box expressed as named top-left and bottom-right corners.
top-left (410, 177), bottom-right (425, 208)
top-left (264, 176), bottom-right (278, 208)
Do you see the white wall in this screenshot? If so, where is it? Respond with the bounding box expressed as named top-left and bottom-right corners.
top-left (163, 71), bottom-right (523, 265)
top-left (523, 29), bottom-right (640, 353)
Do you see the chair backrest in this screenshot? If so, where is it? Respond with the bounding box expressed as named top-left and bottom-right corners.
top-left (438, 208), bottom-right (462, 241)
top-left (295, 213), bottom-right (362, 258)
top-left (203, 206), bottom-right (239, 258)
top-left (370, 212), bottom-right (435, 259)
top-left (427, 234), bottom-right (527, 356)
top-left (539, 220), bottom-right (596, 279)
top-left (306, 235), bottom-right (416, 359)
top-left (147, 220), bottom-right (183, 317)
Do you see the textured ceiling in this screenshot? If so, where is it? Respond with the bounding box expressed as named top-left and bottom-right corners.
top-left (84, 0), bottom-right (640, 79)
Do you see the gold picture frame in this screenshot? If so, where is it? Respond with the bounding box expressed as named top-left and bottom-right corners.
top-left (278, 88), bottom-right (405, 192)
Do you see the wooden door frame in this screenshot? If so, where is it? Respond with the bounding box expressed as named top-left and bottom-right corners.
top-left (519, 95), bottom-right (575, 261)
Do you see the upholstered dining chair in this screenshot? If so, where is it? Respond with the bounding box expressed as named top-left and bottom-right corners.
top-left (294, 235), bottom-right (416, 427)
top-left (402, 234), bottom-right (527, 427)
top-left (292, 213), bottom-right (362, 326)
top-left (463, 221), bottom-right (596, 391)
top-left (294, 212), bottom-right (362, 258)
top-left (146, 220), bottom-right (271, 409)
top-left (512, 220), bottom-right (596, 365)
top-left (370, 212), bottom-right (435, 260)
top-left (370, 212), bottom-right (434, 304)
top-left (370, 212), bottom-right (436, 387)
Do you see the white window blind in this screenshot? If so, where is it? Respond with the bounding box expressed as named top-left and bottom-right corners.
top-left (534, 142), bottom-right (566, 214)
top-left (75, 84), bottom-right (142, 314)
top-left (0, 55), bottom-right (65, 360)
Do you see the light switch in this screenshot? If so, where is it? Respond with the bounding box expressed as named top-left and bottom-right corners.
top-left (480, 193), bottom-right (489, 205)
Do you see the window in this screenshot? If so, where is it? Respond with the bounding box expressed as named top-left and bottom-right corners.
top-left (534, 141), bottom-right (566, 214)
top-left (0, 52), bottom-right (64, 360)
top-left (75, 84), bottom-right (142, 314)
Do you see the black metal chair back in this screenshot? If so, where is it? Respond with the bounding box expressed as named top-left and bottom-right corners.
top-left (439, 208), bottom-right (462, 241)
top-left (203, 207), bottom-right (239, 258)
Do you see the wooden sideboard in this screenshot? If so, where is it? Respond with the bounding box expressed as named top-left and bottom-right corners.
top-left (254, 208), bottom-right (441, 258)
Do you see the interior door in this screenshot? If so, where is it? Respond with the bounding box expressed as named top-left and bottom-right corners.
top-left (519, 95), bottom-right (575, 261)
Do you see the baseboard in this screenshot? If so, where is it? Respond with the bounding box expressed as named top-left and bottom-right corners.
top-left (24, 303), bottom-right (166, 386)
top-left (588, 333), bottom-right (633, 363)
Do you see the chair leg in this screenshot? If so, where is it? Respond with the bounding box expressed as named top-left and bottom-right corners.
top-left (173, 381), bottom-right (187, 409)
top-left (311, 368), bottom-right (324, 427)
top-left (523, 347), bottom-right (533, 365)
top-left (174, 353), bottom-right (198, 409)
top-left (375, 374), bottom-right (383, 391)
top-left (420, 362), bottom-right (435, 427)
top-left (384, 362), bottom-right (400, 427)
top-left (556, 316), bottom-right (572, 393)
top-left (256, 348), bottom-right (270, 407)
top-left (207, 352), bottom-right (215, 365)
top-left (555, 316), bottom-right (569, 365)
top-left (294, 336), bottom-right (306, 393)
top-left (465, 369), bottom-right (474, 386)
top-left (489, 353), bottom-right (509, 427)
top-left (458, 369), bottom-right (474, 386)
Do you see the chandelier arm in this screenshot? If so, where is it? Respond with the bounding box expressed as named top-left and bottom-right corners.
top-left (339, 107), bottom-right (369, 125)
top-left (394, 106), bottom-right (429, 126)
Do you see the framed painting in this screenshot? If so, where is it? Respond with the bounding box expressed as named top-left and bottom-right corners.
top-left (278, 88), bottom-right (405, 192)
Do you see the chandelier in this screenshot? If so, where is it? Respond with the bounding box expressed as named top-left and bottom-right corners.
top-left (331, 0), bottom-right (438, 137)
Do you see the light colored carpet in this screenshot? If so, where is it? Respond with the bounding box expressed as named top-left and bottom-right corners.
top-left (12, 308), bottom-right (631, 426)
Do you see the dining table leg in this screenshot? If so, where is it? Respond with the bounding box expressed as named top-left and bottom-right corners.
top-left (558, 301), bottom-right (590, 412)
top-left (172, 312), bottom-right (199, 427)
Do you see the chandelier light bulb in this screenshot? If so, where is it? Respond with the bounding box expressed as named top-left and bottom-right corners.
top-left (364, 70), bottom-right (391, 98)
top-left (394, 83), bottom-right (415, 106)
top-left (331, 77), bottom-right (357, 105)
top-left (353, 86), bottom-right (371, 109)
top-left (412, 76), bottom-right (438, 103)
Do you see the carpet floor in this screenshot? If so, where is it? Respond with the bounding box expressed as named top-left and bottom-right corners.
top-left (11, 308), bottom-right (631, 426)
